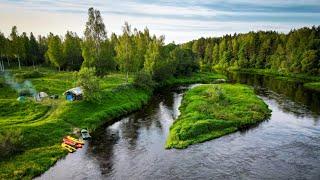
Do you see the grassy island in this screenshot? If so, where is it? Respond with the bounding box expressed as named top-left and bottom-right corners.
top-left (166, 84), bottom-right (271, 149)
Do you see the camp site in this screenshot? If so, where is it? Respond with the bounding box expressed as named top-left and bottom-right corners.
top-left (0, 1), bottom-right (320, 180)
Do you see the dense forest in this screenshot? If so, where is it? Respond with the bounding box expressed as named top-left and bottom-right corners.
top-left (0, 7), bottom-right (319, 80)
top-left (186, 27), bottom-right (320, 75)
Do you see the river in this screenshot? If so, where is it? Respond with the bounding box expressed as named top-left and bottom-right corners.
top-left (37, 72), bottom-right (320, 179)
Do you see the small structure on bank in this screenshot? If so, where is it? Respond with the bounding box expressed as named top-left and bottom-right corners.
top-left (17, 96), bottom-right (26, 102)
top-left (35, 92), bottom-right (49, 101)
top-left (64, 87), bottom-right (83, 101)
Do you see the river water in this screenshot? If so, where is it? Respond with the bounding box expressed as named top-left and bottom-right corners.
top-left (37, 73), bottom-right (320, 180)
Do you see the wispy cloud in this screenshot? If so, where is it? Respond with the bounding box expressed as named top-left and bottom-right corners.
top-left (0, 0), bottom-right (319, 43)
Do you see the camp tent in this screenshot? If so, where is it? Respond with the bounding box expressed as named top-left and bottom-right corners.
top-left (35, 92), bottom-right (48, 101)
top-left (64, 87), bottom-right (83, 101)
top-left (17, 96), bottom-right (26, 102)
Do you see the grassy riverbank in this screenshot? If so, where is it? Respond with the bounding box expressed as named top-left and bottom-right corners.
top-left (231, 68), bottom-right (320, 92)
top-left (0, 67), bottom-right (150, 179)
top-left (162, 72), bottom-right (226, 86)
top-left (166, 84), bottom-right (271, 149)
top-left (304, 82), bottom-right (320, 91)
top-left (233, 68), bottom-right (320, 82)
top-left (0, 67), bottom-right (225, 179)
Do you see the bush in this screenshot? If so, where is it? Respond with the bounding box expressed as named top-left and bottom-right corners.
top-left (0, 129), bottom-right (24, 160)
top-left (133, 71), bottom-right (155, 92)
top-left (76, 67), bottom-right (102, 102)
top-left (152, 62), bottom-right (174, 82)
top-left (204, 86), bottom-right (228, 105)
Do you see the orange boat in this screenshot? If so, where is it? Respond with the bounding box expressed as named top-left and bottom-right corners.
top-left (63, 137), bottom-right (83, 148)
top-left (66, 136), bottom-right (85, 145)
top-left (61, 143), bottom-right (76, 153)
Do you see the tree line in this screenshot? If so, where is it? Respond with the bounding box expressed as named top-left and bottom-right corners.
top-left (0, 7), bottom-right (198, 81)
top-left (0, 7), bottom-right (319, 78)
top-left (186, 26), bottom-right (320, 75)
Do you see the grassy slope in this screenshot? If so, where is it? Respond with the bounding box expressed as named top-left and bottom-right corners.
top-left (166, 84), bottom-right (271, 149)
top-left (0, 67), bottom-right (149, 179)
top-left (0, 68), bottom-right (226, 179)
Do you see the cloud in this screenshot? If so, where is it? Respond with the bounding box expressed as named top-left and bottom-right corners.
top-left (0, 0), bottom-right (319, 43)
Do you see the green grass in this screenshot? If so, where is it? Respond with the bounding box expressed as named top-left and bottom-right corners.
top-left (304, 82), bottom-right (320, 91)
top-left (166, 84), bottom-right (271, 149)
top-left (0, 99), bottom-right (51, 127)
top-left (0, 68), bottom-right (148, 179)
top-left (0, 67), bottom-right (226, 179)
top-left (162, 72), bottom-right (227, 86)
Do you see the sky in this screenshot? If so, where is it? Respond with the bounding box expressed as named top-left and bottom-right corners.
top-left (0, 0), bottom-right (319, 43)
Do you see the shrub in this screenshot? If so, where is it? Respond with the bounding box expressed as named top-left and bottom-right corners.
top-left (0, 129), bottom-right (24, 160)
top-left (76, 67), bottom-right (102, 103)
top-left (205, 86), bottom-right (228, 105)
top-left (152, 62), bottom-right (174, 82)
top-left (133, 71), bottom-right (155, 92)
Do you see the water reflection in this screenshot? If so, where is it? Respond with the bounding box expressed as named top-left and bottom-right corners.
top-left (227, 72), bottom-right (320, 117)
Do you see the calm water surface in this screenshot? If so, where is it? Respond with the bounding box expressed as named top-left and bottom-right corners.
top-left (37, 73), bottom-right (320, 180)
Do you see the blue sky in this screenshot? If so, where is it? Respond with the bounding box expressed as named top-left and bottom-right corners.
top-left (0, 0), bottom-right (319, 43)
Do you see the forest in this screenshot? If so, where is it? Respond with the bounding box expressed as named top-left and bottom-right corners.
top-left (187, 27), bottom-right (320, 75)
top-left (0, 8), bottom-right (319, 82)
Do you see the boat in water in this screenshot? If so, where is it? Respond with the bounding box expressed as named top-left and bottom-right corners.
top-left (66, 136), bottom-right (85, 144)
top-left (63, 137), bottom-right (82, 148)
top-left (81, 129), bottom-right (91, 140)
top-left (61, 143), bottom-right (76, 153)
